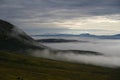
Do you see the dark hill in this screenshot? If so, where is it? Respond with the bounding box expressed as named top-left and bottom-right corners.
top-left (37, 38), bottom-right (80, 43)
top-left (0, 19), bottom-right (47, 53)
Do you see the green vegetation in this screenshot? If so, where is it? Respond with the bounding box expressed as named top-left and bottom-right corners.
top-left (0, 51), bottom-right (119, 80)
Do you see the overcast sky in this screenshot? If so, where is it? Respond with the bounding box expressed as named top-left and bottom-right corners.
top-left (0, 0), bottom-right (120, 35)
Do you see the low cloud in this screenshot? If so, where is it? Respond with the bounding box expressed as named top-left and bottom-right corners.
top-left (30, 49), bottom-right (120, 68)
top-left (29, 37), bottom-right (120, 68)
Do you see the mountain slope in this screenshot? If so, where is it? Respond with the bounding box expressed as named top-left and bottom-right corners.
top-left (0, 19), bottom-right (47, 53)
top-left (0, 51), bottom-right (119, 80)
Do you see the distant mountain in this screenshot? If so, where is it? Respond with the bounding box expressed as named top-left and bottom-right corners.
top-left (0, 19), bottom-right (47, 53)
top-left (33, 34), bottom-right (76, 37)
top-left (79, 33), bottom-right (120, 39)
top-left (79, 33), bottom-right (96, 37)
top-left (33, 33), bottom-right (120, 39)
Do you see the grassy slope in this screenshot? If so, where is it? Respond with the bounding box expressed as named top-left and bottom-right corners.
top-left (0, 51), bottom-right (119, 80)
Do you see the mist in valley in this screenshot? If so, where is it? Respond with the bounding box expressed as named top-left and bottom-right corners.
top-left (31, 36), bottom-right (120, 68)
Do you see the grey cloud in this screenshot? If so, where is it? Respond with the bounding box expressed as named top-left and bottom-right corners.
top-left (0, 0), bottom-right (5, 4)
top-left (50, 0), bottom-right (120, 8)
top-left (0, 0), bottom-right (119, 31)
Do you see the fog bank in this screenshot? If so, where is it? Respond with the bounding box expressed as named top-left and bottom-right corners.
top-left (30, 36), bottom-right (120, 68)
top-left (30, 49), bottom-right (120, 68)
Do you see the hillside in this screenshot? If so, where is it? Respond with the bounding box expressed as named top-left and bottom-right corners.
top-left (0, 51), bottom-right (119, 80)
top-left (0, 19), bottom-right (47, 53)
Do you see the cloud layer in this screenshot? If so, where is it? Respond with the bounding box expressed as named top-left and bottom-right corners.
top-left (0, 0), bottom-right (120, 34)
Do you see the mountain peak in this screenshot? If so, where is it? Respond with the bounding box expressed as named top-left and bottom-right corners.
top-left (0, 20), bottom-right (14, 34)
top-left (0, 19), bottom-right (46, 53)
